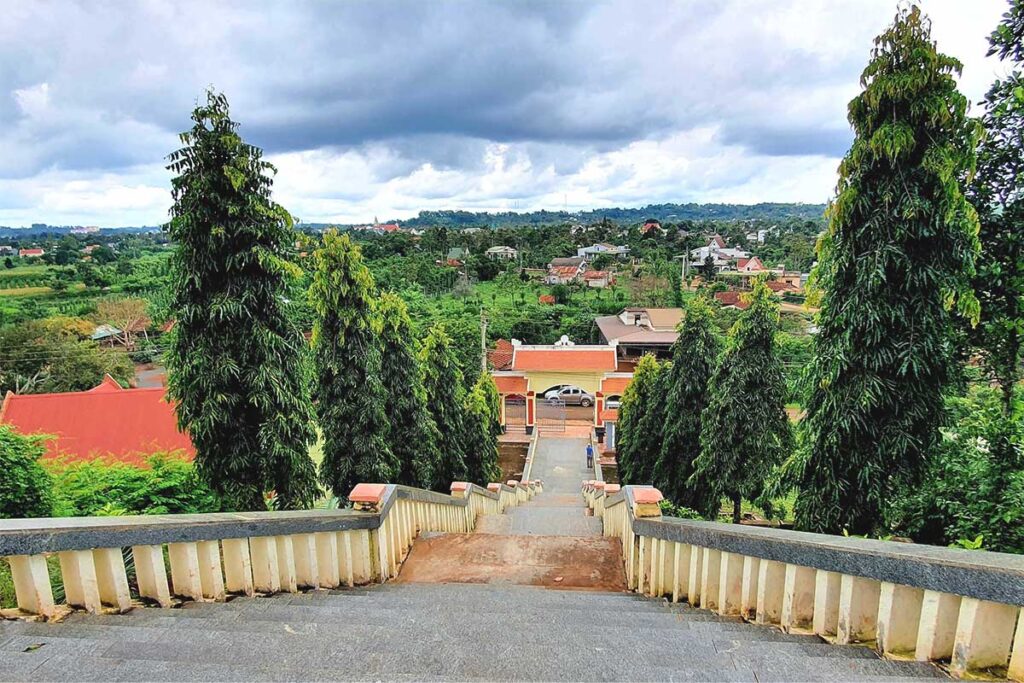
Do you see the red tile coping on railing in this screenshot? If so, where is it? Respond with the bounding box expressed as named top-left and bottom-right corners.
top-left (593, 481), bottom-right (605, 490)
top-left (604, 484), bottom-right (621, 493)
top-left (487, 483), bottom-right (501, 493)
top-left (632, 488), bottom-right (663, 504)
top-left (506, 480), bottom-right (519, 488)
top-left (450, 482), bottom-right (469, 493)
top-left (349, 483), bottom-right (387, 503)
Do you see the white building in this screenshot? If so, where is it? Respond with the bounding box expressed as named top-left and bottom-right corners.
top-left (485, 245), bottom-right (518, 261)
top-left (576, 243), bottom-right (630, 259)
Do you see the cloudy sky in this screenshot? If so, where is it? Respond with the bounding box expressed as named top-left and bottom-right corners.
top-left (0, 0), bottom-right (1009, 227)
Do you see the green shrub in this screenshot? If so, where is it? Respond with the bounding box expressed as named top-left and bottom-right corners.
top-left (0, 425), bottom-right (54, 518)
top-left (659, 499), bottom-right (702, 520)
top-left (890, 387), bottom-right (1024, 553)
top-left (48, 453), bottom-right (222, 517)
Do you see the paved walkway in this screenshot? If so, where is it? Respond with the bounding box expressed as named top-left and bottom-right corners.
top-left (477, 436), bottom-right (602, 536)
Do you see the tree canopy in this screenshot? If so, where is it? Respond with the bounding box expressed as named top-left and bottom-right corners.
top-left (790, 8), bottom-right (981, 534)
top-left (166, 90), bottom-right (319, 510)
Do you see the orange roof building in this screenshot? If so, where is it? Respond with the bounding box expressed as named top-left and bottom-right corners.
top-left (0, 378), bottom-right (194, 466)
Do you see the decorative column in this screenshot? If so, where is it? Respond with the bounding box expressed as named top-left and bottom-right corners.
top-left (526, 391), bottom-right (535, 434)
top-left (499, 395), bottom-right (507, 432)
top-left (594, 391), bottom-right (605, 439)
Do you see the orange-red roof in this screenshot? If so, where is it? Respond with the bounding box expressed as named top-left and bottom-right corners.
top-left (86, 375), bottom-right (123, 393)
top-left (715, 291), bottom-right (750, 310)
top-left (765, 280), bottom-right (797, 293)
top-left (488, 339), bottom-right (514, 371)
top-left (549, 266), bottom-right (580, 279)
top-left (601, 376), bottom-right (632, 395)
top-left (493, 375), bottom-right (528, 394)
top-left (600, 408), bottom-right (619, 422)
top-left (582, 270), bottom-right (610, 280)
top-left (538, 294), bottom-right (556, 304)
top-left (512, 348), bottom-right (617, 372)
top-left (0, 383), bottom-right (194, 466)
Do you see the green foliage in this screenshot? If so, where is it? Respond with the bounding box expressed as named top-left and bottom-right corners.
top-left (791, 8), bottom-right (981, 535)
top-left (48, 454), bottom-right (222, 517)
top-left (310, 231), bottom-right (397, 497)
top-left (377, 292), bottom-right (440, 488)
top-left (166, 90), bottom-right (318, 511)
top-left (463, 373), bottom-right (502, 484)
top-left (420, 324), bottom-right (469, 490)
top-left (0, 318), bottom-right (133, 394)
top-left (968, 1), bottom-right (1024, 416)
top-left (890, 387), bottom-right (1024, 553)
top-left (654, 295), bottom-right (722, 514)
top-left (658, 499), bottom-right (703, 520)
top-left (0, 426), bottom-right (53, 518)
top-left (617, 354), bottom-right (664, 485)
top-left (694, 280), bottom-right (792, 523)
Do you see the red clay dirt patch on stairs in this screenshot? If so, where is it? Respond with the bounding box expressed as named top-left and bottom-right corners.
top-left (395, 533), bottom-right (627, 592)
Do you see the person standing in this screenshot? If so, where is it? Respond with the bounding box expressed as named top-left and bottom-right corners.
top-left (586, 442), bottom-right (594, 469)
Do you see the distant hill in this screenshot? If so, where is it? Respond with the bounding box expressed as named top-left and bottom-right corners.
top-left (0, 203), bottom-right (826, 237)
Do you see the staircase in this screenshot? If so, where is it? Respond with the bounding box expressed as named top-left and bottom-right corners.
top-left (1, 434), bottom-right (996, 681)
top-left (0, 583), bottom-right (946, 681)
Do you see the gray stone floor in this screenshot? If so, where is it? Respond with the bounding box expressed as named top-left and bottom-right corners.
top-left (478, 436), bottom-right (602, 536)
top-left (0, 584), bottom-right (946, 681)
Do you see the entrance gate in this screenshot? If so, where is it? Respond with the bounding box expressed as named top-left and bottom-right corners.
top-left (505, 396), bottom-right (526, 432)
top-left (538, 397), bottom-right (566, 433)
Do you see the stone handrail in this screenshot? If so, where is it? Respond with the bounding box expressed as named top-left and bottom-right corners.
top-left (586, 482), bottom-right (1024, 681)
top-left (589, 428), bottom-right (603, 483)
top-left (0, 479), bottom-right (538, 620)
top-left (520, 429), bottom-right (539, 482)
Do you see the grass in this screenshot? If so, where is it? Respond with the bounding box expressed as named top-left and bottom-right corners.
top-left (0, 286), bottom-right (52, 297)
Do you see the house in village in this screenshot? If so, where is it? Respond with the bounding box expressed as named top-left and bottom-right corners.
top-left (714, 291), bottom-right (750, 310)
top-left (576, 243), bottom-right (630, 259)
top-left (544, 257), bottom-right (587, 284)
top-left (689, 234), bottom-right (750, 272)
top-left (485, 245), bottom-right (518, 261)
top-left (595, 307), bottom-right (683, 359)
top-left (640, 219), bottom-right (665, 236)
top-left (736, 256), bottom-right (766, 273)
top-left (0, 376), bottom-right (194, 465)
top-left (581, 270), bottom-right (614, 288)
top-left (19, 248), bottom-right (45, 258)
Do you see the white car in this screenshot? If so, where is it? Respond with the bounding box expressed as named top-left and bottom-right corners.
top-left (544, 386), bottom-right (594, 407)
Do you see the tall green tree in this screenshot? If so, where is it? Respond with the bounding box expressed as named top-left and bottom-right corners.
top-left (655, 295), bottom-right (721, 513)
top-left (311, 231), bottom-right (397, 497)
top-left (616, 354), bottom-right (664, 485)
top-left (969, 1), bottom-right (1024, 417)
top-left (693, 281), bottom-right (791, 523)
top-left (166, 90), bottom-right (318, 510)
top-left (791, 7), bottom-right (981, 534)
top-left (463, 373), bottom-right (502, 484)
top-left (420, 324), bottom-right (468, 489)
top-left (378, 292), bottom-right (440, 488)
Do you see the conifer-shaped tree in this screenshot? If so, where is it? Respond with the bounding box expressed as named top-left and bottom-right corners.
top-left (310, 231), bottom-right (396, 497)
top-left (655, 295), bottom-right (721, 513)
top-left (420, 324), bottom-right (468, 489)
top-left (378, 292), bottom-right (440, 487)
top-left (792, 7), bottom-right (981, 534)
top-left (616, 354), bottom-right (664, 485)
top-left (166, 90), bottom-right (318, 510)
top-left (693, 281), bottom-right (791, 522)
top-left (463, 373), bottom-right (502, 484)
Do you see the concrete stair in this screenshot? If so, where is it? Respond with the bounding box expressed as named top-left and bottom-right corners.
top-left (0, 583), bottom-right (946, 681)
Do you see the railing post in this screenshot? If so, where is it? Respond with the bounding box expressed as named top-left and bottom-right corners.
top-left (9, 554), bottom-right (55, 617)
top-left (222, 538), bottom-right (254, 596)
top-left (687, 546), bottom-right (703, 607)
top-left (813, 570), bottom-right (841, 638)
top-left (274, 536), bottom-right (298, 593)
top-left (876, 582), bottom-right (923, 656)
top-left (837, 575), bottom-right (880, 644)
top-left (756, 559), bottom-right (785, 625)
top-left (718, 551), bottom-right (743, 616)
top-left (93, 547), bottom-right (132, 611)
top-left (59, 549), bottom-right (101, 612)
top-left (133, 544), bottom-right (172, 606)
top-left (951, 597), bottom-right (1017, 676)
top-left (196, 541), bottom-right (226, 601)
top-left (248, 537), bottom-right (281, 594)
top-left (781, 564), bottom-right (815, 632)
top-left (168, 542), bottom-right (204, 601)
top-left (292, 533), bottom-right (319, 589)
top-left (700, 548), bottom-right (722, 612)
top-left (740, 555), bottom-right (760, 620)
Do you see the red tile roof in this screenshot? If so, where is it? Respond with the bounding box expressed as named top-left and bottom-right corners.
top-left (600, 408), bottom-right (619, 422)
top-left (737, 257), bottom-right (765, 272)
top-left (714, 291), bottom-right (750, 310)
top-left (582, 270), bottom-right (610, 280)
top-left (601, 376), bottom-right (632, 395)
top-left (86, 375), bottom-right (123, 393)
top-left (488, 339), bottom-right (514, 370)
top-left (711, 234), bottom-right (726, 249)
top-left (0, 382), bottom-right (194, 466)
top-left (548, 265), bottom-right (580, 279)
top-left (493, 375), bottom-right (528, 394)
top-left (378, 223), bottom-right (400, 232)
top-left (765, 280), bottom-right (797, 293)
top-left (19, 248), bottom-right (44, 257)
top-left (512, 348), bottom-right (617, 372)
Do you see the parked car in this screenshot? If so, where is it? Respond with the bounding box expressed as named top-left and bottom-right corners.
top-left (544, 385), bottom-right (594, 407)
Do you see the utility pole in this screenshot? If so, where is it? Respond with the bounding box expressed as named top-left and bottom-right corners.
top-left (480, 310), bottom-right (488, 374)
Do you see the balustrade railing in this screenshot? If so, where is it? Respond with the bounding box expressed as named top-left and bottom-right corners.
top-left (584, 482), bottom-right (1024, 681)
top-left (0, 480), bottom-right (539, 619)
